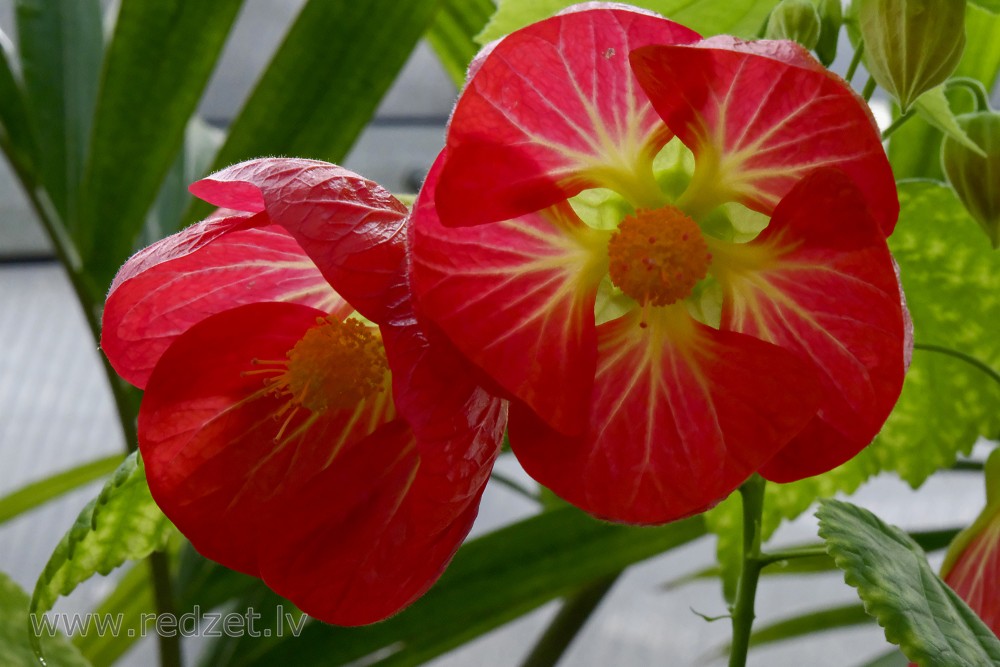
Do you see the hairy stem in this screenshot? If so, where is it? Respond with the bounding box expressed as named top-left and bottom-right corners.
top-left (728, 475), bottom-right (766, 667)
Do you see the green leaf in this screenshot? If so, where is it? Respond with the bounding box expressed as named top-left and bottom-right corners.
top-left (817, 499), bottom-right (1000, 666)
top-left (711, 603), bottom-right (872, 657)
top-left (75, 0), bottom-right (244, 290)
top-left (0, 571), bottom-right (90, 667)
top-left (861, 651), bottom-right (911, 667)
top-left (888, 3), bottom-right (1000, 179)
top-left (29, 452), bottom-right (174, 659)
top-left (478, 0), bottom-right (774, 45)
top-left (969, 0), bottom-right (1000, 14)
top-left (222, 507), bottom-right (705, 666)
top-left (0, 31), bottom-right (37, 176)
top-left (15, 0), bottom-right (102, 223)
top-left (427, 0), bottom-right (495, 87)
top-left (73, 563), bottom-right (152, 667)
top-left (0, 454), bottom-right (122, 525)
top-left (186, 0), bottom-right (439, 224)
top-left (913, 85), bottom-right (986, 157)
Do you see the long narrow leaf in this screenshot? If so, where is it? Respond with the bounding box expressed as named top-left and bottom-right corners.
top-left (15, 0), bottom-right (102, 223)
top-left (0, 30), bottom-right (37, 176)
top-left (186, 0), bottom-right (440, 224)
top-left (232, 508), bottom-right (705, 666)
top-left (77, 0), bottom-right (244, 290)
top-left (427, 0), bottom-right (495, 87)
top-left (72, 563), bottom-right (152, 667)
top-left (0, 454), bottom-right (122, 525)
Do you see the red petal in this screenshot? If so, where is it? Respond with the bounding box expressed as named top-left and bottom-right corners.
top-left (140, 302), bottom-right (502, 624)
top-left (714, 168), bottom-right (907, 481)
top-left (630, 38), bottom-right (898, 234)
top-left (102, 221), bottom-right (346, 388)
top-left (190, 158), bottom-right (409, 324)
top-left (411, 154), bottom-right (605, 435)
top-left (509, 307), bottom-right (821, 524)
top-left (436, 6), bottom-right (699, 227)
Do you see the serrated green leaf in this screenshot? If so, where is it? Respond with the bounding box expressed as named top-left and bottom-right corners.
top-left (15, 0), bottom-right (102, 223)
top-left (817, 499), bottom-right (1000, 666)
top-left (75, 0), bottom-right (243, 291)
top-left (29, 452), bottom-right (174, 659)
top-left (427, 0), bottom-right (494, 87)
top-left (186, 0), bottom-right (439, 225)
top-left (914, 85), bottom-right (986, 157)
top-left (889, 4), bottom-right (1000, 179)
top-left (0, 454), bottom-right (122, 525)
top-left (477, 0), bottom-right (774, 45)
top-left (0, 571), bottom-right (90, 667)
top-left (219, 507), bottom-right (704, 667)
top-left (72, 563), bottom-right (152, 667)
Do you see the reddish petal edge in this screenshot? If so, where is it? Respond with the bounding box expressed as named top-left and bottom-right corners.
top-left (141, 302), bottom-right (504, 625)
top-left (190, 157), bottom-right (411, 325)
top-left (509, 307), bottom-right (822, 524)
top-left (436, 6), bottom-right (699, 227)
top-left (102, 222), bottom-right (345, 389)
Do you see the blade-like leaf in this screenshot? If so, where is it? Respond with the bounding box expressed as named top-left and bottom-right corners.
top-left (217, 507), bottom-right (705, 666)
top-left (710, 603), bottom-right (872, 658)
top-left (427, 0), bottom-right (495, 87)
top-left (817, 499), bottom-right (1000, 666)
top-left (15, 0), bottom-right (102, 222)
top-left (0, 31), bottom-right (37, 176)
top-left (0, 572), bottom-right (90, 667)
top-left (478, 0), bottom-right (774, 44)
top-left (861, 650), bottom-right (913, 667)
top-left (72, 563), bottom-right (151, 667)
top-left (29, 453), bottom-right (174, 659)
top-left (76, 0), bottom-right (244, 290)
top-left (0, 454), bottom-right (122, 525)
top-left (186, 0), bottom-right (439, 224)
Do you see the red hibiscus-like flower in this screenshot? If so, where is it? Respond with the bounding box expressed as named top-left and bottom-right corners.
top-left (939, 450), bottom-right (1000, 638)
top-left (409, 3), bottom-right (908, 524)
top-left (101, 158), bottom-right (506, 625)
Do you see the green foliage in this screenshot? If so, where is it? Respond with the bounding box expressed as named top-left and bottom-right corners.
top-left (913, 85), bottom-right (986, 157)
top-left (942, 112), bottom-right (1000, 248)
top-left (29, 453), bottom-right (174, 658)
top-left (478, 0), bottom-right (775, 44)
top-left (968, 0), bottom-right (1000, 13)
top-left (76, 0), bottom-right (244, 291)
top-left (818, 499), bottom-right (1000, 666)
top-left (428, 0), bottom-right (495, 87)
top-left (0, 571), bottom-right (90, 667)
top-left (211, 507), bottom-right (705, 666)
top-left (0, 454), bottom-right (123, 525)
top-left (765, 0), bottom-right (821, 50)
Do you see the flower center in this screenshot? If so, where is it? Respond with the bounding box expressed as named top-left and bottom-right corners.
top-left (260, 316), bottom-right (389, 414)
top-left (606, 206), bottom-right (712, 306)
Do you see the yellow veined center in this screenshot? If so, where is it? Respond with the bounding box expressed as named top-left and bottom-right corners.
top-left (606, 205), bottom-right (712, 307)
top-left (253, 316), bottom-right (389, 415)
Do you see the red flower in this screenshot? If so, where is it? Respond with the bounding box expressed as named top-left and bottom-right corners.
top-left (101, 158), bottom-right (506, 625)
top-left (409, 4), bottom-right (908, 524)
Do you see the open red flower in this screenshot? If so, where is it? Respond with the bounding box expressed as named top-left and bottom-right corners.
top-left (409, 4), bottom-right (908, 524)
top-left (101, 158), bottom-right (506, 625)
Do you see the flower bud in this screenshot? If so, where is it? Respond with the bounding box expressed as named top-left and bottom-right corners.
top-left (765, 0), bottom-right (822, 51)
top-left (942, 111), bottom-right (1000, 248)
top-left (857, 0), bottom-right (966, 112)
top-left (813, 0), bottom-right (842, 66)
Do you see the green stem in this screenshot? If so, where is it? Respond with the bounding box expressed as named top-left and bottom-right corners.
top-left (728, 475), bottom-right (766, 667)
top-left (946, 78), bottom-right (992, 113)
top-left (519, 574), bottom-right (621, 667)
top-left (914, 343), bottom-right (1000, 390)
top-left (149, 553), bottom-right (183, 667)
top-left (845, 41), bottom-right (865, 84)
top-left (862, 76), bottom-right (877, 102)
top-left (881, 111), bottom-right (915, 141)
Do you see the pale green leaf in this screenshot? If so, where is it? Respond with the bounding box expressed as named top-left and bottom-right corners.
top-left (220, 507), bottom-right (705, 666)
top-left (29, 453), bottom-right (174, 659)
top-left (76, 0), bottom-right (244, 290)
top-left (15, 0), bottom-right (102, 223)
top-left (428, 0), bottom-right (495, 87)
top-left (913, 85), bottom-right (986, 156)
top-left (478, 0), bottom-right (774, 45)
top-left (0, 571), bottom-right (90, 667)
top-left (0, 454), bottom-right (122, 525)
top-left (818, 499), bottom-right (1000, 666)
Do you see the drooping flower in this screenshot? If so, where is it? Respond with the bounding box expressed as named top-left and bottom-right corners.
top-left (409, 3), bottom-right (908, 524)
top-left (101, 158), bottom-right (507, 625)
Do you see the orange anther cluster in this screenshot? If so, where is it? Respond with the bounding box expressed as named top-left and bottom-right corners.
top-left (606, 206), bottom-right (712, 307)
top-left (280, 316), bottom-right (389, 413)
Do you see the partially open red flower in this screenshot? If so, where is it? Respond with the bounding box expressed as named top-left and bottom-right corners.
top-left (101, 158), bottom-right (506, 625)
top-left (409, 4), bottom-right (908, 524)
